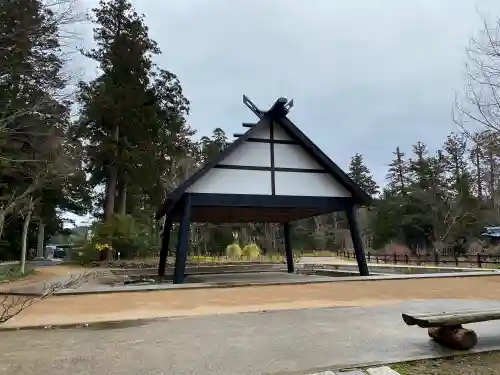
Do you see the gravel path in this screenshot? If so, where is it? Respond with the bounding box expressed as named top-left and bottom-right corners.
top-left (4, 275), bottom-right (500, 328)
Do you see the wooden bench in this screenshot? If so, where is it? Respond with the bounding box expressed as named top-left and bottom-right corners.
top-left (402, 308), bottom-right (500, 350)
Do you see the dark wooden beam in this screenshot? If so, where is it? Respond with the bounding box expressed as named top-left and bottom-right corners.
top-left (270, 119), bottom-right (276, 195)
top-left (233, 133), bottom-right (245, 138)
top-left (173, 195), bottom-right (192, 284)
top-left (245, 138), bottom-right (299, 145)
top-left (189, 193), bottom-right (353, 211)
top-left (283, 222), bottom-right (294, 273)
top-left (242, 123), bottom-right (256, 128)
top-left (345, 204), bottom-right (369, 276)
top-left (158, 219), bottom-right (172, 276)
top-left (214, 164), bottom-right (327, 173)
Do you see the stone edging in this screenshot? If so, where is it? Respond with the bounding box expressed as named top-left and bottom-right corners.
top-left (270, 346), bottom-right (500, 375)
top-left (4, 264), bottom-right (500, 296)
top-left (4, 269), bottom-right (498, 296)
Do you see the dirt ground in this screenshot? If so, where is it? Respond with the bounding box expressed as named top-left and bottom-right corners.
top-left (3, 275), bottom-right (500, 328)
top-left (0, 265), bottom-right (78, 292)
top-left (391, 351), bottom-right (500, 375)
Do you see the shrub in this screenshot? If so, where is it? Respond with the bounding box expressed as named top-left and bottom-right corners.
top-left (225, 243), bottom-right (242, 258)
top-left (93, 214), bottom-right (156, 259)
top-left (243, 243), bottom-right (261, 259)
top-left (71, 241), bottom-right (100, 265)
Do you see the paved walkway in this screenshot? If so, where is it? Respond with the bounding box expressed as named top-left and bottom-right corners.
top-left (1, 300), bottom-right (500, 375)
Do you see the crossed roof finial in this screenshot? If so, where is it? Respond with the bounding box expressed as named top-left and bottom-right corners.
top-left (242, 95), bottom-right (294, 119)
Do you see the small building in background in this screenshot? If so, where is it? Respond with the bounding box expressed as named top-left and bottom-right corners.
top-left (482, 226), bottom-right (500, 245)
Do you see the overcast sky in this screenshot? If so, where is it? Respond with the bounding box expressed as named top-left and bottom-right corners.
top-left (73, 0), bottom-right (500, 187)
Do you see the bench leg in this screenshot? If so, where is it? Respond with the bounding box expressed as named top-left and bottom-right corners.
top-left (428, 325), bottom-right (478, 350)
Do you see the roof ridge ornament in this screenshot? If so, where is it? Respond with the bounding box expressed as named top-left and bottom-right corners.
top-left (243, 95), bottom-right (295, 119)
top-left (242, 95), bottom-right (263, 118)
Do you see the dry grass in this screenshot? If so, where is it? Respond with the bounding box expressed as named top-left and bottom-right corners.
top-left (391, 351), bottom-right (500, 375)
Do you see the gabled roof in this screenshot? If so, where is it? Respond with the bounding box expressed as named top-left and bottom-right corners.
top-left (156, 97), bottom-right (371, 219)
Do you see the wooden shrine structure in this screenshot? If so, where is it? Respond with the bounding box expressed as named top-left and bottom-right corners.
top-left (156, 96), bottom-right (372, 283)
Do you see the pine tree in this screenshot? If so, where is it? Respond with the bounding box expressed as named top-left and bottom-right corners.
top-left (409, 141), bottom-right (433, 190)
top-left (475, 130), bottom-right (500, 206)
top-left (443, 133), bottom-right (468, 194)
top-left (387, 147), bottom-right (409, 195)
top-left (347, 153), bottom-right (379, 196)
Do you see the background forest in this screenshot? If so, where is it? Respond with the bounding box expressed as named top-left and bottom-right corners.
top-left (2, 0), bottom-right (500, 263)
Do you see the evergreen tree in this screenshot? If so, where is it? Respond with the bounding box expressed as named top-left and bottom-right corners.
top-left (469, 132), bottom-right (484, 200)
top-left (141, 68), bottom-right (193, 208)
top-left (75, 0), bottom-right (160, 223)
top-left (386, 147), bottom-right (409, 195)
top-left (443, 133), bottom-right (469, 194)
top-left (74, 0), bottom-right (195, 259)
top-left (408, 141), bottom-right (433, 190)
top-left (200, 128), bottom-right (229, 162)
top-left (0, 0), bottom-right (85, 247)
top-left (347, 153), bottom-right (379, 196)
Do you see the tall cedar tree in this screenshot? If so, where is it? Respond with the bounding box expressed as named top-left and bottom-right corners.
top-left (76, 0), bottom-right (159, 220)
top-left (75, 0), bottom-right (194, 258)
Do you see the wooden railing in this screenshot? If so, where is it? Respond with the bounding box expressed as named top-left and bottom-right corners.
top-left (333, 250), bottom-right (500, 268)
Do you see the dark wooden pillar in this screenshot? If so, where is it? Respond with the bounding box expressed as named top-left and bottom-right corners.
top-left (345, 204), bottom-right (370, 276)
top-left (158, 219), bottom-right (172, 277)
top-left (283, 222), bottom-right (294, 273)
top-left (173, 194), bottom-right (192, 284)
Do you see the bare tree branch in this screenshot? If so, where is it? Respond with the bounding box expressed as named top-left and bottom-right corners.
top-left (0, 271), bottom-right (89, 324)
top-left (455, 15), bottom-right (500, 135)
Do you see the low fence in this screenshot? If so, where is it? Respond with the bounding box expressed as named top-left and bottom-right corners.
top-left (333, 250), bottom-right (500, 268)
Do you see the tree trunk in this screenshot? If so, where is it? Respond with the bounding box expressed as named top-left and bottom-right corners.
top-left (118, 181), bottom-right (127, 215)
top-left (20, 198), bottom-right (34, 275)
top-left (104, 169), bottom-right (118, 220)
top-left (428, 326), bottom-right (478, 350)
top-left (488, 149), bottom-right (495, 207)
top-left (36, 220), bottom-right (45, 258)
top-left (102, 125), bottom-right (120, 261)
top-left (102, 171), bottom-right (117, 262)
top-left (104, 167), bottom-right (118, 220)
top-left (0, 211), bottom-right (5, 240)
top-left (475, 151), bottom-right (482, 200)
